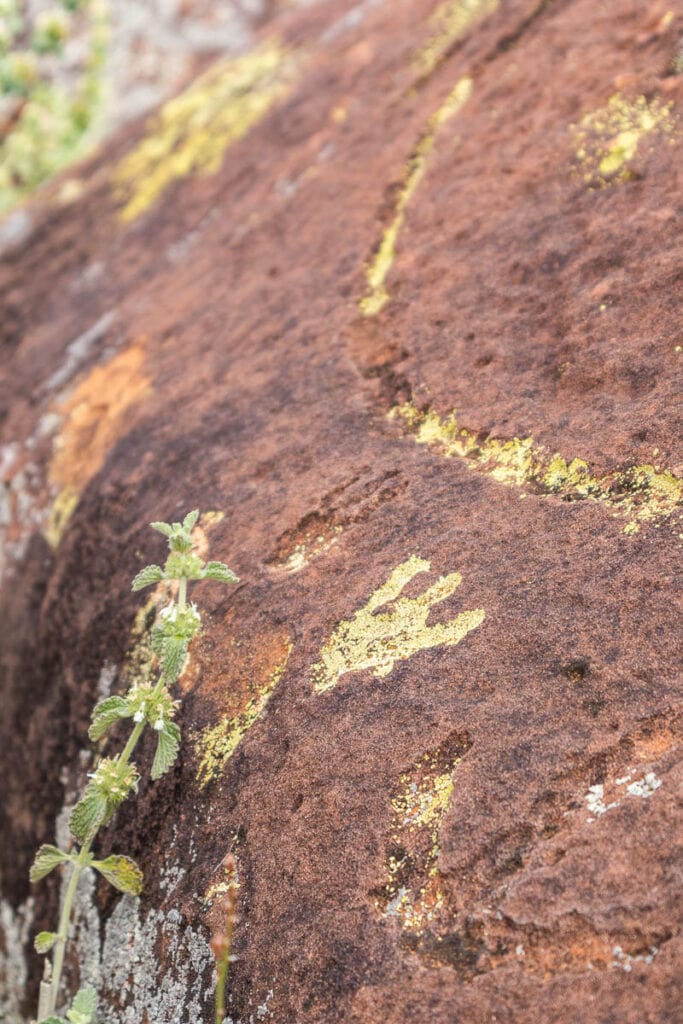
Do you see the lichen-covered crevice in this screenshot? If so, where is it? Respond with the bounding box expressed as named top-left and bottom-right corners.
top-left (373, 733), bottom-right (471, 936)
top-left (392, 711), bottom-right (680, 977)
top-left (571, 93), bottom-right (676, 187)
top-left (390, 402), bottom-right (682, 534)
top-left (359, 77), bottom-right (473, 316)
top-left (311, 555), bottom-right (485, 693)
top-left (113, 38), bottom-right (301, 222)
top-left (358, 0), bottom-right (567, 320)
top-left (373, 719), bottom-right (677, 979)
top-left (412, 0), bottom-right (499, 83)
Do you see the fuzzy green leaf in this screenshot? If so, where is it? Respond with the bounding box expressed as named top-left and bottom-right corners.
top-left (69, 790), bottom-right (107, 843)
top-left (67, 986), bottom-right (97, 1024)
top-left (30, 845), bottom-right (70, 882)
top-left (151, 722), bottom-right (181, 780)
top-left (131, 564), bottom-right (164, 592)
top-left (89, 696), bottom-right (131, 741)
top-left (34, 930), bottom-right (58, 954)
top-left (203, 561), bottom-right (239, 584)
top-left (150, 622), bottom-right (166, 658)
top-left (182, 510), bottom-right (199, 531)
top-left (150, 520), bottom-right (173, 537)
top-left (92, 854), bottom-right (144, 896)
top-left (38, 1017), bottom-right (65, 1024)
top-left (160, 635), bottom-right (188, 681)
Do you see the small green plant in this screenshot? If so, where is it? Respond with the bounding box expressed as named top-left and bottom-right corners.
top-left (0, 0), bottom-right (109, 214)
top-left (29, 511), bottom-right (238, 1023)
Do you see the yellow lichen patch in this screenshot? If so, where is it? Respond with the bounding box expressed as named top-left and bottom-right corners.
top-left (195, 639), bottom-right (292, 788)
top-left (113, 39), bottom-right (300, 222)
top-left (200, 510), bottom-right (225, 530)
top-left (46, 340), bottom-right (151, 547)
top-left (376, 743), bottom-right (464, 933)
top-left (44, 485), bottom-right (80, 547)
top-left (571, 94), bottom-right (676, 187)
top-left (203, 859), bottom-right (241, 909)
top-left (360, 77), bottom-right (472, 316)
top-left (311, 554), bottom-right (485, 693)
top-left (391, 403), bottom-right (683, 532)
top-left (413, 0), bottom-right (499, 80)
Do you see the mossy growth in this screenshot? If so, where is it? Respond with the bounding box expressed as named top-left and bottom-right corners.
top-left (391, 402), bottom-right (682, 534)
top-left (113, 38), bottom-right (300, 223)
top-left (571, 93), bottom-right (676, 187)
top-left (374, 737), bottom-right (469, 934)
top-left (412, 0), bottom-right (499, 80)
top-left (0, 0), bottom-right (109, 215)
top-left (311, 555), bottom-right (485, 693)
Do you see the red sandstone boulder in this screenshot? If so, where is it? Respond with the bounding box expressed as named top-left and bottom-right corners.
top-left (1, 1), bottom-right (681, 1022)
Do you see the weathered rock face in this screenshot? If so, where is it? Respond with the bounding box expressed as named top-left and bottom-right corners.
top-left (1, 1), bottom-right (681, 1021)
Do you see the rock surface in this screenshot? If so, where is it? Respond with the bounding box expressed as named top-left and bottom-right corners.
top-left (0, 0), bottom-right (681, 1021)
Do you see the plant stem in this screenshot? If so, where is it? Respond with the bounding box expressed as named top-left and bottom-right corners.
top-left (45, 687), bottom-right (163, 1018)
top-left (48, 840), bottom-right (91, 1015)
top-left (215, 947), bottom-right (229, 1024)
top-left (214, 904), bottom-right (235, 1024)
top-left (45, 656), bottom-right (174, 1014)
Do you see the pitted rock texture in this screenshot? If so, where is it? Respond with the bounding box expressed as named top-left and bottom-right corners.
top-left (0, 1), bottom-right (681, 1022)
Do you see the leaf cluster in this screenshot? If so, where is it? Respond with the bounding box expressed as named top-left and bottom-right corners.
top-left (69, 759), bottom-right (139, 843)
top-left (39, 984), bottom-right (98, 1024)
top-left (151, 604), bottom-right (202, 681)
top-left (132, 510), bottom-right (238, 593)
top-left (30, 847), bottom-right (144, 921)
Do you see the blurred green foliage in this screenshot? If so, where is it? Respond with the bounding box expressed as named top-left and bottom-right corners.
top-left (0, 0), bottom-right (108, 214)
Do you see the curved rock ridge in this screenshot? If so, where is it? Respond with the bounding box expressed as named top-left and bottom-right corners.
top-left (0, 0), bottom-right (681, 1022)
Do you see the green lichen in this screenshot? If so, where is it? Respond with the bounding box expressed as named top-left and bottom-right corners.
top-left (113, 38), bottom-right (300, 222)
top-left (412, 0), bottom-right (499, 80)
top-left (391, 402), bottom-right (682, 533)
top-left (311, 554), bottom-right (484, 693)
top-left (571, 93), bottom-right (676, 187)
top-left (44, 485), bottom-right (80, 548)
top-left (360, 77), bottom-right (472, 316)
top-left (376, 747), bottom-right (462, 933)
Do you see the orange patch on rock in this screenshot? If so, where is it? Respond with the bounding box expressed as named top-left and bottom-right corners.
top-left (50, 341), bottom-right (151, 494)
top-left (190, 608), bottom-right (291, 708)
